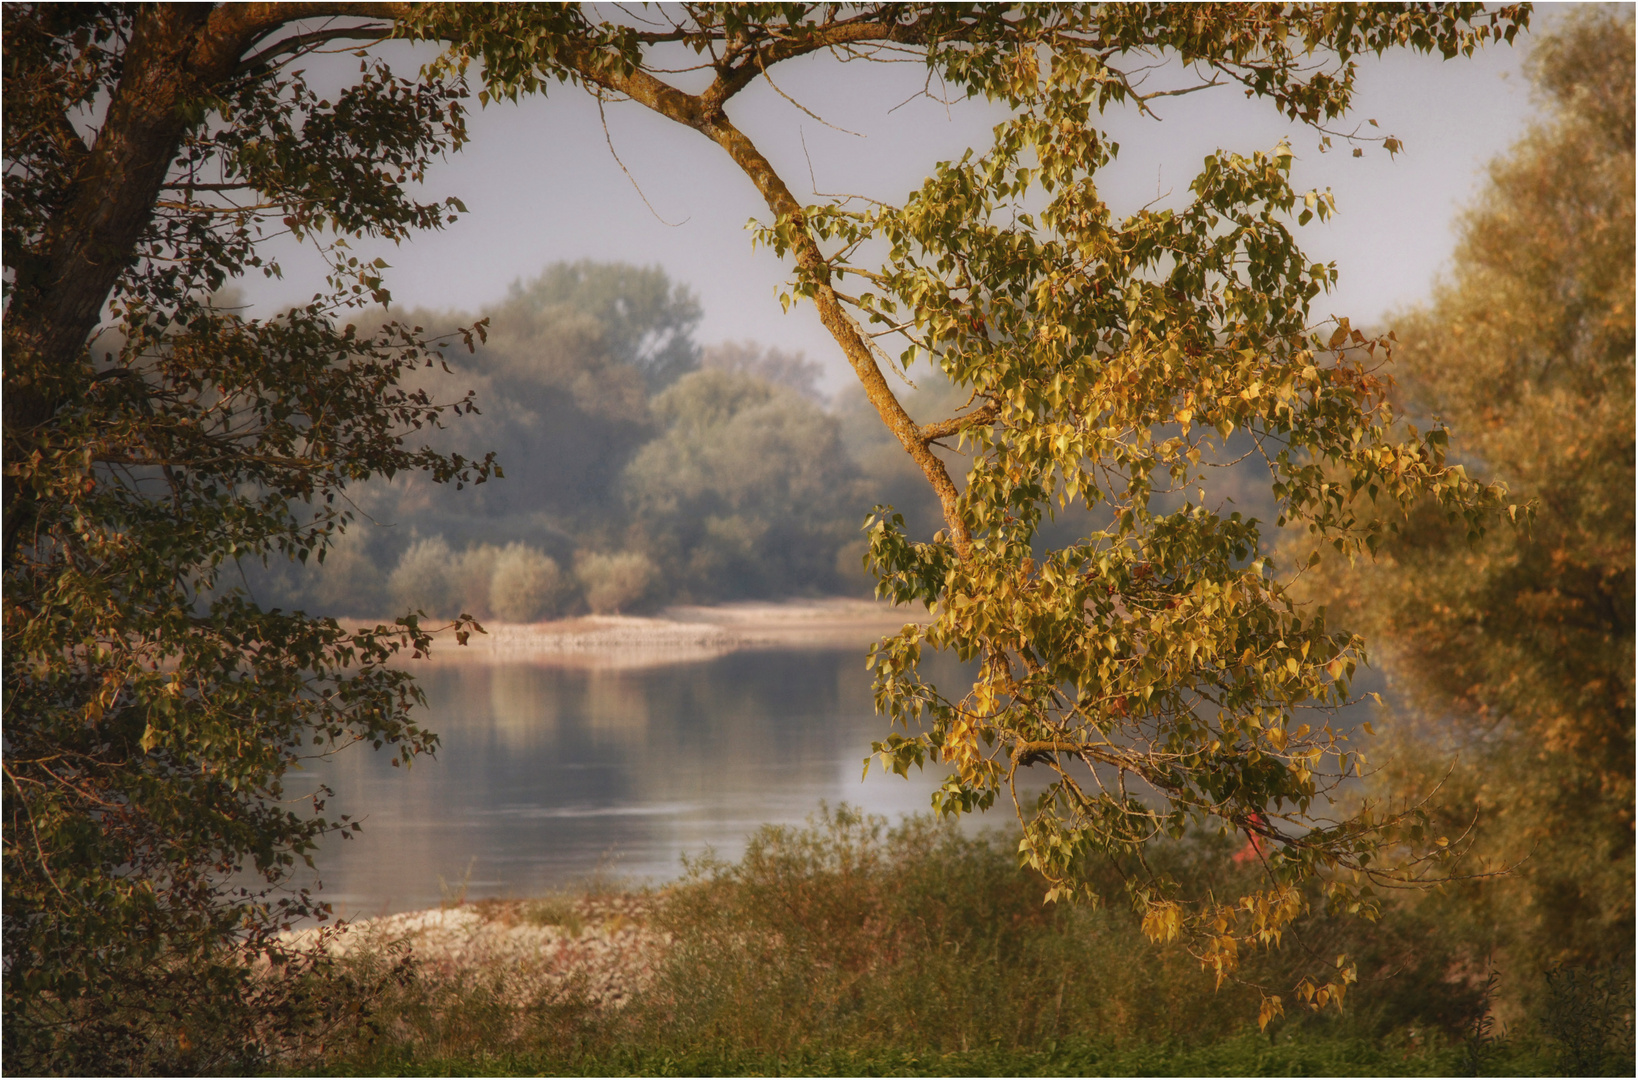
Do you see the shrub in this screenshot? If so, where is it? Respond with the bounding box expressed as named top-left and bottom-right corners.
top-left (489, 544), bottom-right (569, 622)
top-left (451, 543), bottom-right (501, 620)
top-left (636, 806), bottom-right (1250, 1056)
top-left (575, 551), bottom-right (656, 614)
top-left (388, 537), bottom-right (458, 617)
top-left (308, 528), bottom-right (390, 615)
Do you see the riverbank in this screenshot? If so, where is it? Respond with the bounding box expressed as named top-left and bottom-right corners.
top-left (278, 811), bottom-right (1571, 1078)
top-left (361, 597), bottom-right (928, 669)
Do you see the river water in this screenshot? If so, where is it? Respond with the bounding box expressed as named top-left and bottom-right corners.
top-left (293, 645), bottom-right (971, 918)
top-left (291, 629), bottom-right (1380, 919)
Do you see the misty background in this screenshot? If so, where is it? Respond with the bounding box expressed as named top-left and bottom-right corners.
top-left (239, 13), bottom-right (1552, 622)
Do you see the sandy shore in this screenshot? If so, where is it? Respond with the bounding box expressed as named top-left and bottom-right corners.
top-left (359, 597), bottom-right (928, 669)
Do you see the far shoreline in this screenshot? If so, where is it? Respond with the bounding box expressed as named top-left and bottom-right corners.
top-left (341, 596), bottom-right (931, 670)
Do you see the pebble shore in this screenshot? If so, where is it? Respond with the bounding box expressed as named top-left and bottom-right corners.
top-left (281, 895), bottom-right (668, 1009)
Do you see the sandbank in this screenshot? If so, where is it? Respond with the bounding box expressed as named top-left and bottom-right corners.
top-left (353, 597), bottom-right (929, 670)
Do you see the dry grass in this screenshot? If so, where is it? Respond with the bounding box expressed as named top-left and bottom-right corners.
top-left (291, 807), bottom-right (1615, 1077)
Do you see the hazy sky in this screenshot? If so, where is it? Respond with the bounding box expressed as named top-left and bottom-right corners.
top-left (249, 10), bottom-right (1554, 394)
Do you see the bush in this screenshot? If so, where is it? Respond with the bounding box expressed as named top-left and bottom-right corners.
top-left (451, 544), bottom-right (502, 620)
top-left (1541, 963), bottom-right (1636, 1076)
top-left (4, 935), bottom-right (415, 1077)
top-left (308, 807), bottom-right (1586, 1076)
top-left (390, 539), bottom-right (541, 620)
top-left (308, 528), bottom-right (391, 615)
top-left (575, 551), bottom-right (656, 614)
top-left (388, 537), bottom-right (459, 617)
top-left (489, 544), bottom-right (570, 622)
top-left (636, 807), bottom-right (1248, 1055)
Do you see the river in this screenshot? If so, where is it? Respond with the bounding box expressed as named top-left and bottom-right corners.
top-left (289, 608), bottom-right (1381, 919)
top-left (292, 643), bottom-right (971, 918)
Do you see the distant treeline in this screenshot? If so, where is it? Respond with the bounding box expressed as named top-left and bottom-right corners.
top-left (243, 261), bottom-right (954, 619)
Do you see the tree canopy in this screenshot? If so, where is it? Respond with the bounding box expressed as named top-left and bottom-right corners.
top-left (241, 260), bottom-right (873, 618)
top-left (1299, 5), bottom-right (1634, 1009)
top-left (3, 3), bottom-right (1535, 1065)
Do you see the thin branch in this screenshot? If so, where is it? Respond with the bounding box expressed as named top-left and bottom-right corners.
top-left (919, 401), bottom-right (1001, 444)
top-left (162, 181), bottom-right (261, 192)
top-left (755, 47), bottom-right (865, 137)
top-left (1132, 76), bottom-right (1226, 103)
top-left (595, 91), bottom-right (688, 227)
top-left (235, 23), bottom-right (395, 76)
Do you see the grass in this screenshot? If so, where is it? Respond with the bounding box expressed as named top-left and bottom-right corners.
top-left (324, 1031), bottom-right (1563, 1077)
top-left (516, 894), bottom-right (588, 938)
top-left (281, 806), bottom-right (1623, 1077)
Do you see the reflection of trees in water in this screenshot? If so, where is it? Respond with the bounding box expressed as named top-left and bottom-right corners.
top-left (301, 649), bottom-right (977, 911)
top-left (484, 667), bottom-right (558, 743)
top-left (579, 671), bottom-right (655, 736)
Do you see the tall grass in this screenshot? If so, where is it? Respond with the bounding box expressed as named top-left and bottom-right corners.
top-left (306, 807), bottom-right (1620, 1077)
top-left (637, 806), bottom-right (1246, 1054)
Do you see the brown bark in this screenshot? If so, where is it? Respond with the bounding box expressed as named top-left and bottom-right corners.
top-left (10, 7), bottom-right (210, 393)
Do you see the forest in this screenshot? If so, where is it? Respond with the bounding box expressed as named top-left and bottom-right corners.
top-left (241, 259), bottom-right (957, 620)
top-left (3, 3), bottom-right (1630, 1076)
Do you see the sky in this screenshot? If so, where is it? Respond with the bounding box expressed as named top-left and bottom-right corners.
top-left (246, 9), bottom-right (1551, 396)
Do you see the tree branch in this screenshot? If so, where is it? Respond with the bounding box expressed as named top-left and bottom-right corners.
top-left (234, 23), bottom-right (399, 76)
top-left (920, 402), bottom-right (1000, 445)
top-left (564, 45), bottom-right (977, 557)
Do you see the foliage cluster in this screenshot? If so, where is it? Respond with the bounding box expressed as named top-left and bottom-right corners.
top-left (1296, 5), bottom-right (1635, 1026)
top-left (1, 4), bottom-right (490, 1067)
top-left (417, 1), bottom-right (1525, 1007)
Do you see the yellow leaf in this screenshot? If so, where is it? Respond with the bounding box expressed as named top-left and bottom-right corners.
top-left (1142, 901), bottom-right (1183, 944)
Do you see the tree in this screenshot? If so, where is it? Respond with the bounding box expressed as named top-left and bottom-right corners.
top-left (2, 5), bottom-right (492, 1069)
top-left (1298, 7), bottom-right (1634, 1008)
top-left (624, 368), bottom-right (865, 598)
top-left (702, 339), bottom-right (827, 403)
top-left (418, 2), bottom-right (1527, 1018)
top-left (513, 259), bottom-right (703, 390)
top-left (377, 262), bottom-right (694, 537)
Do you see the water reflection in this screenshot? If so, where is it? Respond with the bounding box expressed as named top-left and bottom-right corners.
top-left (294, 647), bottom-right (970, 918)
